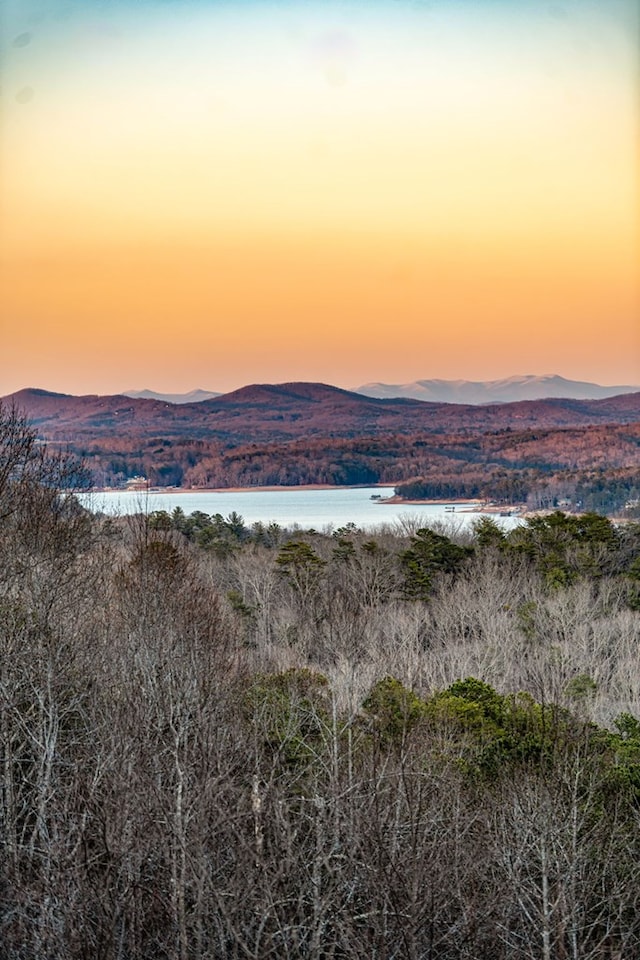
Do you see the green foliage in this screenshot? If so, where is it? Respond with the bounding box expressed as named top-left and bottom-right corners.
top-left (361, 539), bottom-right (382, 555)
top-left (146, 508), bottom-right (249, 554)
top-left (250, 520), bottom-right (283, 548)
top-left (358, 675), bottom-right (640, 802)
top-left (400, 527), bottom-right (472, 600)
top-left (625, 554), bottom-right (640, 609)
top-left (332, 536), bottom-right (357, 563)
top-left (445, 678), bottom-right (507, 725)
top-left (148, 509), bottom-right (173, 531)
top-left (594, 713), bottom-right (640, 803)
top-left (276, 540), bottom-right (326, 603)
top-left (565, 673), bottom-right (598, 702)
top-left (245, 668), bottom-right (330, 768)
top-left (472, 516), bottom-right (507, 549)
top-left (227, 589), bottom-right (255, 619)
top-left (225, 510), bottom-right (247, 540)
top-left (516, 601), bottom-right (538, 640)
top-left (506, 511), bottom-right (619, 588)
top-left (362, 676), bottom-right (428, 742)
top-left (333, 522), bottom-right (360, 539)
top-left (276, 540), bottom-right (325, 571)
top-left (424, 677), bottom-right (640, 801)
top-left (613, 712), bottom-right (640, 741)
top-left (425, 679), bottom-right (580, 776)
top-left (171, 505), bottom-right (188, 533)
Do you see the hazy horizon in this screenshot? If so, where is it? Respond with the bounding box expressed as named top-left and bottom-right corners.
top-left (5, 371), bottom-right (640, 400)
top-left (2, 0), bottom-right (638, 396)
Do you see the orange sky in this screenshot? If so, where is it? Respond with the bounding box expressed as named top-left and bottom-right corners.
top-left (1, 0), bottom-right (639, 395)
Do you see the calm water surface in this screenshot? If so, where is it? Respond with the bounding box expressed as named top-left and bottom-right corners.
top-left (85, 487), bottom-right (522, 532)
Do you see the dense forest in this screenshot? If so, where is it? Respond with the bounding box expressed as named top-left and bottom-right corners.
top-left (64, 424), bottom-right (640, 515)
top-left (7, 386), bottom-right (640, 515)
top-left (3, 402), bottom-right (640, 958)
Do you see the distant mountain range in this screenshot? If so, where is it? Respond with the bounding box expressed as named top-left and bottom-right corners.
top-left (124, 388), bottom-right (221, 404)
top-left (354, 375), bottom-right (640, 405)
top-left (5, 381), bottom-right (640, 446)
top-left (118, 376), bottom-right (640, 407)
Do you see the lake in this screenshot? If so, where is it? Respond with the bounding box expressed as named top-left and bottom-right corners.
top-left (84, 486), bottom-right (522, 532)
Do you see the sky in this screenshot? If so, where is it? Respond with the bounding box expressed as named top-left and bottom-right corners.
top-left (1, 0), bottom-right (639, 396)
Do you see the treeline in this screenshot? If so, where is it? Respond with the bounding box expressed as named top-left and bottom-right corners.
top-left (396, 467), bottom-right (640, 515)
top-left (71, 423), bottom-right (640, 508)
top-left (3, 403), bottom-right (640, 958)
top-left (145, 503), bottom-right (640, 597)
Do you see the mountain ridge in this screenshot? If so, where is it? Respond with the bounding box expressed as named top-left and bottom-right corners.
top-left (354, 374), bottom-right (640, 405)
top-left (4, 382), bottom-right (639, 494)
top-left (4, 382), bottom-right (640, 446)
top-left (124, 388), bottom-right (221, 404)
top-left (11, 374), bottom-right (640, 411)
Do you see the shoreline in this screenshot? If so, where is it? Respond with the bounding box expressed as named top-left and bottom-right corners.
top-left (90, 482), bottom-right (391, 495)
top-left (88, 485), bottom-right (524, 515)
top-left (377, 495), bottom-right (483, 507)
top-left (89, 484), bottom-right (521, 504)
top-left (91, 484), bottom-right (485, 504)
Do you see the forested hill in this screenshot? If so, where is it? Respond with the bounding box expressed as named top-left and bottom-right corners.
top-left (4, 384), bottom-right (640, 503)
top-left (6, 383), bottom-right (640, 444)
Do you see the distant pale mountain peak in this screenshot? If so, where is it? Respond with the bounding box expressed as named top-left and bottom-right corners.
top-left (123, 388), bottom-right (220, 404)
top-left (354, 374), bottom-right (640, 405)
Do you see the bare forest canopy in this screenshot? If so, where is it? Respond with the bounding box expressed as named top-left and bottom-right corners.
top-left (3, 401), bottom-right (640, 957)
top-left (4, 384), bottom-right (640, 511)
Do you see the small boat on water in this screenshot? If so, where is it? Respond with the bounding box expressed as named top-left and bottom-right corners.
top-left (445, 506), bottom-right (455, 512)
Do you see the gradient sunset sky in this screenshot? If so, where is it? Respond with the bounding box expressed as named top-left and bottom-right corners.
top-left (1, 0), bottom-right (638, 396)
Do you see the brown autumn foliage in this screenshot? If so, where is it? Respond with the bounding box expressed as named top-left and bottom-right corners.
top-left (4, 386), bottom-right (640, 508)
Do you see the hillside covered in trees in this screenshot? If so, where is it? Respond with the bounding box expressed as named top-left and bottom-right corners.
top-left (3, 401), bottom-right (640, 958)
top-left (4, 385), bottom-right (640, 512)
